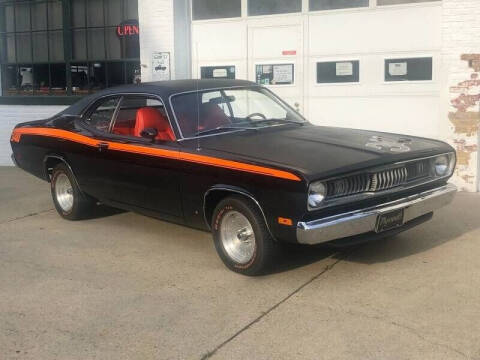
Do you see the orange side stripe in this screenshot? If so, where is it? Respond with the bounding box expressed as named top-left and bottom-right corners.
top-left (11, 127), bottom-right (302, 182)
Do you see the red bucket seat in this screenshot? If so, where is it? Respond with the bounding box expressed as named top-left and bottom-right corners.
top-left (134, 107), bottom-right (175, 141)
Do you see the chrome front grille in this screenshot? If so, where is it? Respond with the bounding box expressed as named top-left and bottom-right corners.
top-left (325, 160), bottom-right (430, 199)
top-left (326, 174), bottom-right (370, 198)
top-left (369, 167), bottom-right (408, 191)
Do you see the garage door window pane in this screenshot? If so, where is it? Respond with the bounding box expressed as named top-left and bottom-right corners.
top-left (256, 64), bottom-right (294, 85)
top-left (378, 0), bottom-right (440, 5)
top-left (385, 57), bottom-right (432, 82)
top-left (310, 0), bottom-right (369, 11)
top-left (192, 0), bottom-right (241, 20)
top-left (248, 0), bottom-right (302, 16)
top-left (201, 66), bottom-right (236, 79)
top-left (317, 61), bottom-right (359, 83)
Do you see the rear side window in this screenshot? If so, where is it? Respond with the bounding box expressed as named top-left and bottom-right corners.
top-left (85, 97), bottom-right (121, 132)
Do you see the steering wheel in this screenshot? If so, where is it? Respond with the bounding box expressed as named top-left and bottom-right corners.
top-left (246, 112), bottom-right (267, 121)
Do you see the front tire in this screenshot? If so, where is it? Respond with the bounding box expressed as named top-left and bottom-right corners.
top-left (212, 196), bottom-right (276, 276)
top-left (51, 163), bottom-right (93, 220)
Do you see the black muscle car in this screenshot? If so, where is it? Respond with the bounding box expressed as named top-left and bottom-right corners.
top-left (10, 79), bottom-right (457, 275)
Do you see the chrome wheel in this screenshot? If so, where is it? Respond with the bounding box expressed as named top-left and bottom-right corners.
top-left (55, 173), bottom-right (74, 212)
top-left (219, 210), bottom-right (256, 264)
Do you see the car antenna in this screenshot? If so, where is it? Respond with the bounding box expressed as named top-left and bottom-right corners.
top-left (195, 41), bottom-right (201, 152)
top-left (196, 77), bottom-right (201, 151)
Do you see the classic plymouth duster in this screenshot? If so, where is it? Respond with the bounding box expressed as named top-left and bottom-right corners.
top-left (10, 79), bottom-right (457, 275)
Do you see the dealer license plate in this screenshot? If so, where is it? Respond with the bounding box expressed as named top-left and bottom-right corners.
top-left (375, 209), bottom-right (404, 233)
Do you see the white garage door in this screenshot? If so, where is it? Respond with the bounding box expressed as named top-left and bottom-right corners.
top-left (191, 0), bottom-right (442, 139)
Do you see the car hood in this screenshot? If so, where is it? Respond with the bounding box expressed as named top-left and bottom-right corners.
top-left (194, 124), bottom-right (453, 181)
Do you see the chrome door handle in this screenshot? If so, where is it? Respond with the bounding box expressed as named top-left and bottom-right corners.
top-left (97, 142), bottom-right (109, 151)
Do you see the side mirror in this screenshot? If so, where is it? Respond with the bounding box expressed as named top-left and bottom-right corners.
top-left (140, 127), bottom-right (158, 141)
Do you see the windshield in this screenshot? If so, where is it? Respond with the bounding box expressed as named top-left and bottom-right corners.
top-left (171, 87), bottom-right (305, 138)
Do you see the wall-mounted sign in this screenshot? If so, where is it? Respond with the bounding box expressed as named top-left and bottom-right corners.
top-left (116, 19), bottom-right (139, 37)
top-left (336, 62), bottom-right (353, 76)
top-left (256, 64), bottom-right (294, 85)
top-left (213, 69), bottom-right (227, 78)
top-left (201, 65), bottom-right (236, 79)
top-left (152, 52), bottom-right (170, 81)
top-left (282, 50), bottom-right (296, 56)
top-left (388, 62), bottom-right (408, 76)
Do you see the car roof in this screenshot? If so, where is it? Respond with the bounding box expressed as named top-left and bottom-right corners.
top-left (63, 79), bottom-right (259, 116)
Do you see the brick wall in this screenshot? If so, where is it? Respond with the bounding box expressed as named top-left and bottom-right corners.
top-left (138, 0), bottom-right (175, 82)
top-left (442, 0), bottom-right (480, 191)
top-left (0, 105), bottom-right (66, 165)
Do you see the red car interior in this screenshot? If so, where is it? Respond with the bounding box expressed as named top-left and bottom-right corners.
top-left (112, 107), bottom-right (175, 141)
top-left (199, 103), bottom-right (231, 131)
top-left (112, 119), bottom-right (136, 136)
top-left (134, 107), bottom-right (175, 141)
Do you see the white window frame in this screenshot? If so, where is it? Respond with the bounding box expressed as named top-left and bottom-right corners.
top-left (314, 57), bottom-right (362, 87)
top-left (253, 62), bottom-right (296, 87)
top-left (382, 54), bottom-right (435, 85)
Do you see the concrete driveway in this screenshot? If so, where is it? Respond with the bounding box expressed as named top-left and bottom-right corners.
top-left (1, 166), bottom-right (479, 360)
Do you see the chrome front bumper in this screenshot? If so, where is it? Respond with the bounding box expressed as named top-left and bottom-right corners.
top-left (297, 184), bottom-right (457, 245)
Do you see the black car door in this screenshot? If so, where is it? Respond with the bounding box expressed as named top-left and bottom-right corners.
top-left (92, 95), bottom-right (183, 219)
top-left (69, 95), bottom-right (123, 200)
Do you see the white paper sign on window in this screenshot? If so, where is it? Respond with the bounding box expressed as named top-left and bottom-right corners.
top-left (152, 52), bottom-right (171, 81)
top-left (212, 68), bottom-right (228, 78)
top-left (389, 62), bottom-right (407, 76)
top-left (336, 62), bottom-right (353, 76)
top-left (272, 64), bottom-right (293, 84)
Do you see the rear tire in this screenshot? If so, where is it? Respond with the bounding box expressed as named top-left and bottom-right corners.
top-left (51, 163), bottom-right (94, 220)
top-left (212, 196), bottom-right (276, 276)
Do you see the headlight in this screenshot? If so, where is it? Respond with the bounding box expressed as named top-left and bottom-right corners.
top-left (308, 181), bottom-right (326, 210)
top-left (432, 153), bottom-right (455, 177)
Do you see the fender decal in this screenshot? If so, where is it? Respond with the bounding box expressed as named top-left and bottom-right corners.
top-left (11, 127), bottom-right (302, 182)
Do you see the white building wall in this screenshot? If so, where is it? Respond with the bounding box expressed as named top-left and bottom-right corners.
top-left (0, 105), bottom-right (66, 165)
top-left (441, 0), bottom-right (480, 192)
top-left (138, 0), bottom-right (175, 82)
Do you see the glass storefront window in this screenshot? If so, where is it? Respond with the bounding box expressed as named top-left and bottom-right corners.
top-left (0, 0), bottom-right (140, 98)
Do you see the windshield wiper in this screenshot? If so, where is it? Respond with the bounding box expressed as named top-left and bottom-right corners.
top-left (253, 118), bottom-right (304, 127)
top-left (195, 126), bottom-right (257, 137)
